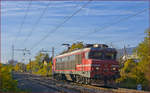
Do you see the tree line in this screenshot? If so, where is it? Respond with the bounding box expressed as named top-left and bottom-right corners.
top-left (14, 53), bottom-right (52, 76)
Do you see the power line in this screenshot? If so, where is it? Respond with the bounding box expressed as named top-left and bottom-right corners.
top-left (22, 1), bottom-right (51, 47)
top-left (46, 8), bottom-right (148, 49)
top-left (65, 8), bottom-right (149, 43)
top-left (14, 0), bottom-right (32, 45)
top-left (54, 8), bottom-right (148, 51)
top-left (31, 1), bottom-right (147, 58)
top-left (30, 0), bottom-right (92, 51)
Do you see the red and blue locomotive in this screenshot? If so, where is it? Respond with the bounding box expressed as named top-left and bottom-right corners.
top-left (53, 44), bottom-right (120, 85)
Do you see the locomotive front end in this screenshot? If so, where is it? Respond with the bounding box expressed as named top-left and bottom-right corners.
top-left (87, 47), bottom-right (120, 85)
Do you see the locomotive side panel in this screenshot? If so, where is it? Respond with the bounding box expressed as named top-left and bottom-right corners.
top-left (54, 53), bottom-right (84, 71)
top-left (53, 49), bottom-right (92, 81)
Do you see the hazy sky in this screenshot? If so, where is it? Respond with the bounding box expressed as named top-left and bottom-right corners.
top-left (1, 1), bottom-right (149, 63)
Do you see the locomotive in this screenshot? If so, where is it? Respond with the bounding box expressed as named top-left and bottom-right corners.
top-left (53, 44), bottom-right (120, 85)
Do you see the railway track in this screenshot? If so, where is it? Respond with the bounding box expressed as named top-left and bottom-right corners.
top-left (13, 72), bottom-right (149, 93)
top-left (26, 77), bottom-right (99, 93)
top-left (36, 75), bottom-right (149, 93)
top-left (13, 76), bottom-right (61, 92)
top-left (27, 77), bottom-right (82, 93)
top-left (13, 72), bottom-right (88, 93)
top-left (26, 78), bottom-right (62, 92)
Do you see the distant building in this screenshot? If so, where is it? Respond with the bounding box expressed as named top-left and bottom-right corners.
top-left (8, 60), bottom-right (18, 66)
top-left (122, 53), bottom-right (139, 62)
top-left (117, 47), bottom-right (136, 60)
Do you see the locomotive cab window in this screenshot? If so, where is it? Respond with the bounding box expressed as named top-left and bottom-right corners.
top-left (89, 51), bottom-right (116, 60)
top-left (89, 51), bottom-right (104, 60)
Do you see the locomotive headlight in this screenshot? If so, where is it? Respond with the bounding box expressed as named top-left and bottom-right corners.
top-left (112, 67), bottom-right (116, 70)
top-left (94, 44), bottom-right (99, 47)
top-left (96, 67), bottom-right (99, 70)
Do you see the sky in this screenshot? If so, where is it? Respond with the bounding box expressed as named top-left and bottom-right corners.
top-left (1, 1), bottom-right (149, 63)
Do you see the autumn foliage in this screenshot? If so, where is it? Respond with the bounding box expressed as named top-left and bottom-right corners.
top-left (117, 30), bottom-right (150, 90)
top-left (0, 64), bottom-right (18, 92)
top-left (26, 53), bottom-right (52, 76)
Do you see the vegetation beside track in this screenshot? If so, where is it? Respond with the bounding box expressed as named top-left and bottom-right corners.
top-left (0, 64), bottom-right (29, 92)
top-left (117, 30), bottom-right (150, 90)
top-left (14, 53), bottom-right (53, 76)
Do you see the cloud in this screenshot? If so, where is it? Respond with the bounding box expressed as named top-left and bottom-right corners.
top-left (89, 1), bottom-right (147, 6)
top-left (2, 1), bottom-right (139, 17)
top-left (81, 8), bottom-right (135, 16)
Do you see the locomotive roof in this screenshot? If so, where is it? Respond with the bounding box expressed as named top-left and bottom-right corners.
top-left (55, 47), bottom-right (117, 58)
top-left (55, 48), bottom-right (90, 58)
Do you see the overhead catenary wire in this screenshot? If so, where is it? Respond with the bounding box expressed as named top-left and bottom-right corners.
top-left (66, 8), bottom-right (149, 43)
top-left (54, 7), bottom-right (149, 53)
top-left (27, 0), bottom-right (92, 59)
top-left (22, 1), bottom-right (51, 47)
top-left (29, 0), bottom-right (92, 51)
top-left (31, 6), bottom-right (147, 60)
top-left (14, 0), bottom-right (32, 45)
top-left (30, 1), bottom-right (147, 59)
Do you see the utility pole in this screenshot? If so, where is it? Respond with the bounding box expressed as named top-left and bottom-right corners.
top-left (10, 45), bottom-right (15, 65)
top-left (149, 30), bottom-right (150, 56)
top-left (123, 45), bottom-right (127, 61)
top-left (29, 58), bottom-right (32, 73)
top-left (12, 45), bottom-right (14, 61)
top-left (52, 47), bottom-right (54, 59)
top-left (51, 47), bottom-right (54, 77)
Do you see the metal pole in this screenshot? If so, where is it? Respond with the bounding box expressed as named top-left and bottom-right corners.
top-left (52, 47), bottom-right (54, 77)
top-left (123, 45), bottom-right (127, 61)
top-left (149, 30), bottom-right (150, 57)
top-left (29, 58), bottom-right (32, 73)
top-left (52, 47), bottom-right (54, 59)
top-left (12, 45), bottom-right (14, 61)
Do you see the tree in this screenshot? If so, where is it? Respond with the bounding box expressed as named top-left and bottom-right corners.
top-left (117, 29), bottom-right (150, 90)
top-left (134, 29), bottom-right (150, 89)
top-left (14, 63), bottom-right (26, 72)
top-left (117, 59), bottom-right (138, 88)
top-left (0, 64), bottom-right (18, 92)
top-left (26, 61), bottom-right (35, 73)
top-left (30, 53), bottom-right (46, 73)
top-left (26, 52), bottom-right (52, 76)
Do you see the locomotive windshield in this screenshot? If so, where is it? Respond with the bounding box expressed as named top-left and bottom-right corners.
top-left (88, 51), bottom-right (116, 60)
